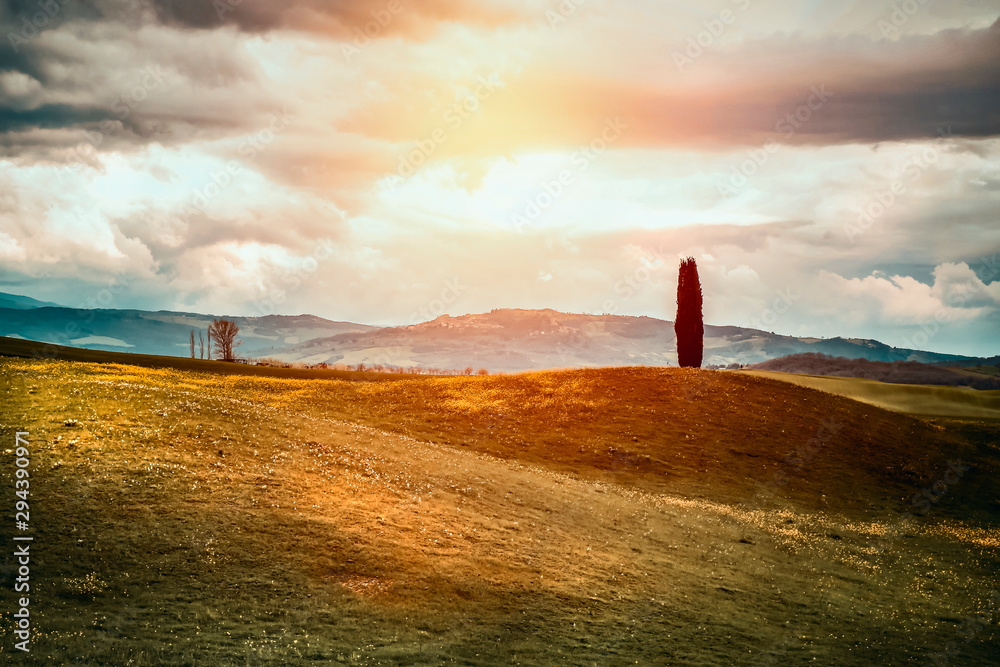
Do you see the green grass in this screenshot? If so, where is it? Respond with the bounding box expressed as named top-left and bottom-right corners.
top-left (744, 369), bottom-right (1000, 420)
top-left (951, 365), bottom-right (1000, 378)
top-left (1, 352), bottom-right (999, 664)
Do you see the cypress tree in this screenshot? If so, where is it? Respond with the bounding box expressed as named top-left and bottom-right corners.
top-left (675, 257), bottom-right (704, 368)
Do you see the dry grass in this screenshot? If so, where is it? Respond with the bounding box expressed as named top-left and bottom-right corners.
top-left (59, 361), bottom-right (992, 511)
top-left (1, 358), bottom-right (999, 664)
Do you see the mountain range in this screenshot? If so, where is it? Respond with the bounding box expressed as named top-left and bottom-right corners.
top-left (0, 292), bottom-right (984, 372)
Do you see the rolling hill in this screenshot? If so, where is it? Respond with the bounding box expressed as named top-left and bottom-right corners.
top-left (0, 302), bottom-right (375, 357)
top-left (1, 353), bottom-right (998, 664)
top-left (746, 370), bottom-right (1000, 420)
top-left (0, 292), bottom-right (981, 371)
top-left (0, 292), bottom-right (63, 310)
top-left (284, 309), bottom-right (978, 371)
top-left (749, 353), bottom-right (1000, 390)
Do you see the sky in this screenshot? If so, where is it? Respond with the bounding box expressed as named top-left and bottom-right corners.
top-left (1, 0), bottom-right (999, 357)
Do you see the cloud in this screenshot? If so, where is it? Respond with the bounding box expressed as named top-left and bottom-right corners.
top-left (0, 0), bottom-right (526, 38)
top-left (4, 3), bottom-right (997, 185)
top-left (818, 262), bottom-right (1000, 325)
top-left (143, 0), bottom-right (526, 37)
top-left (2, 0), bottom-right (1000, 357)
top-left (0, 147), bottom-right (346, 303)
top-left (482, 22), bottom-right (1000, 151)
top-left (0, 103), bottom-right (108, 132)
top-left (0, 17), bottom-right (282, 159)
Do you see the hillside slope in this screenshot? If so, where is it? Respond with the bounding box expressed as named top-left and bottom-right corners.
top-left (281, 308), bottom-right (974, 371)
top-left (1, 358), bottom-right (998, 664)
top-left (745, 370), bottom-right (1000, 420)
top-left (0, 292), bottom-right (63, 309)
top-left (0, 299), bottom-right (978, 370)
top-left (0, 307), bottom-right (374, 357)
top-left (750, 353), bottom-right (1000, 390)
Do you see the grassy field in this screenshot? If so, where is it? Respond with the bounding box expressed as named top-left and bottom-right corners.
top-left (744, 370), bottom-right (1000, 420)
top-left (0, 336), bottom-right (410, 382)
top-left (952, 365), bottom-right (1000, 379)
top-left (1, 352), bottom-right (999, 664)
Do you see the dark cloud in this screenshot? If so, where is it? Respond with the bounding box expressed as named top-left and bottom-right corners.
top-left (0, 102), bottom-right (265, 161)
top-left (0, 13), bottom-right (279, 160)
top-left (146, 0), bottom-right (522, 36)
top-left (583, 222), bottom-right (812, 259)
top-left (0, 0), bottom-right (106, 26)
top-left (1, 0), bottom-right (113, 54)
top-left (415, 21), bottom-right (1000, 152)
top-left (0, 39), bottom-right (43, 80)
top-left (747, 23), bottom-right (1000, 144)
top-left (0, 103), bottom-right (106, 132)
top-left (1, 0), bottom-right (524, 43)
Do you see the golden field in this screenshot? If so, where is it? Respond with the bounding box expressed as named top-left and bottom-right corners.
top-left (1, 353), bottom-right (999, 664)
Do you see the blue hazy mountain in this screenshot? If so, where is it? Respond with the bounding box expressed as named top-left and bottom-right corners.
top-left (0, 296), bottom-right (980, 370)
top-left (0, 295), bottom-right (375, 358)
top-left (0, 292), bottom-right (64, 310)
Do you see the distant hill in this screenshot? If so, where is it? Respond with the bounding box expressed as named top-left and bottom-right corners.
top-left (276, 308), bottom-right (976, 371)
top-left (933, 355), bottom-right (1000, 369)
top-left (0, 304), bottom-right (375, 357)
top-left (0, 300), bottom-right (985, 371)
top-left (749, 352), bottom-right (1000, 390)
top-left (0, 291), bottom-right (63, 310)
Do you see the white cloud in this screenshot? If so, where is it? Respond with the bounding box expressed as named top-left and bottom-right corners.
top-left (2, 0), bottom-right (1000, 358)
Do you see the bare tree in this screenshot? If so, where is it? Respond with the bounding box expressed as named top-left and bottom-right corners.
top-left (198, 330), bottom-right (205, 359)
top-left (208, 319), bottom-right (242, 362)
top-left (190, 329), bottom-right (195, 358)
top-left (207, 328), bottom-right (213, 359)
